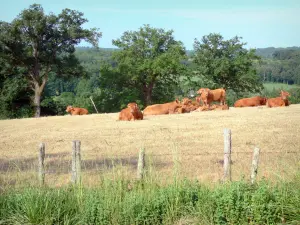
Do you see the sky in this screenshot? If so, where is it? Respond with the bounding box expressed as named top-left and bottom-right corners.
top-left (1, 0), bottom-right (300, 50)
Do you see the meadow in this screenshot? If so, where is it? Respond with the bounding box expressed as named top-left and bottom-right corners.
top-left (263, 82), bottom-right (299, 91)
top-left (1, 104), bottom-right (300, 188)
top-left (1, 103), bottom-right (300, 224)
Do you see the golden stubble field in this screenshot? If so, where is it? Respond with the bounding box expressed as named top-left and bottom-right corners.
top-left (1, 105), bottom-right (300, 187)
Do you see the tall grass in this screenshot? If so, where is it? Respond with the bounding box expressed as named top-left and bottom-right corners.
top-left (1, 177), bottom-right (300, 225)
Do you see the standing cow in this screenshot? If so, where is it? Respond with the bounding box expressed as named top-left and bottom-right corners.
top-left (197, 88), bottom-right (226, 106)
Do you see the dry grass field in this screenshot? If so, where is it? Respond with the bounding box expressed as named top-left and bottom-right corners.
top-left (1, 105), bottom-right (300, 188)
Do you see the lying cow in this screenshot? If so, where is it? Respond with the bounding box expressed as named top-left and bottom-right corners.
top-left (211, 104), bottom-right (229, 110)
top-left (119, 102), bottom-right (143, 121)
top-left (195, 104), bottom-right (229, 112)
top-left (234, 96), bottom-right (267, 107)
top-left (143, 99), bottom-right (181, 116)
top-left (66, 106), bottom-right (88, 115)
top-left (266, 90), bottom-right (290, 108)
top-left (179, 98), bottom-right (199, 113)
top-left (197, 88), bottom-right (226, 106)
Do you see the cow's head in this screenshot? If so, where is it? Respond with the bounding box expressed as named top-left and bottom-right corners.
top-left (181, 98), bottom-right (192, 105)
top-left (196, 88), bottom-right (205, 95)
top-left (127, 102), bottom-right (138, 113)
top-left (280, 90), bottom-right (290, 100)
top-left (66, 105), bottom-right (74, 113)
top-left (260, 97), bottom-right (267, 105)
top-left (201, 88), bottom-right (210, 98)
top-left (174, 99), bottom-right (181, 105)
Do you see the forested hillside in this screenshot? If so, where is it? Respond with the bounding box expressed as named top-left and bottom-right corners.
top-left (0, 4), bottom-right (299, 119)
top-left (255, 47), bottom-right (300, 84)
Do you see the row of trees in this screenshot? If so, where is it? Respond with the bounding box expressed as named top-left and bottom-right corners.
top-left (256, 48), bottom-right (300, 85)
top-left (0, 4), bottom-right (297, 119)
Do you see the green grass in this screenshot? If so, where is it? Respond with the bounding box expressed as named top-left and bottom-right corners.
top-left (1, 177), bottom-right (300, 225)
top-left (263, 82), bottom-right (300, 91)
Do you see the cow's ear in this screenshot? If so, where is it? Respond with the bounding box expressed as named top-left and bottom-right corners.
top-left (175, 99), bottom-right (179, 103)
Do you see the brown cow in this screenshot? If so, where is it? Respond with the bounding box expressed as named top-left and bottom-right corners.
top-left (143, 99), bottom-right (181, 116)
top-left (66, 106), bottom-right (88, 115)
top-left (119, 102), bottom-right (143, 121)
top-left (194, 104), bottom-right (229, 112)
top-left (210, 104), bottom-right (229, 110)
top-left (180, 98), bottom-right (199, 113)
top-left (194, 105), bottom-right (211, 112)
top-left (266, 90), bottom-right (290, 108)
top-left (197, 88), bottom-right (226, 106)
top-left (234, 96), bottom-right (267, 107)
top-left (195, 96), bottom-right (203, 105)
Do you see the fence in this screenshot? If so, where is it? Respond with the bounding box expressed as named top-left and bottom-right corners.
top-left (36, 128), bottom-right (261, 186)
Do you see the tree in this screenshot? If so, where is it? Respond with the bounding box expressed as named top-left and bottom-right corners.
top-left (111, 24), bottom-right (186, 106)
top-left (193, 33), bottom-right (263, 93)
top-left (0, 4), bottom-right (101, 117)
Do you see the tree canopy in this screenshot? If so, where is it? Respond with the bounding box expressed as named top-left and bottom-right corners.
top-left (0, 4), bottom-right (101, 117)
top-left (192, 33), bottom-right (263, 93)
top-left (110, 24), bottom-right (187, 105)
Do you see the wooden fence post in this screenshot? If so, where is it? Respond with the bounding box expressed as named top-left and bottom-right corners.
top-left (223, 128), bottom-right (232, 182)
top-left (38, 143), bottom-right (45, 186)
top-left (137, 148), bottom-right (145, 180)
top-left (71, 140), bottom-right (81, 184)
top-left (251, 147), bottom-right (260, 184)
top-left (90, 96), bottom-right (99, 113)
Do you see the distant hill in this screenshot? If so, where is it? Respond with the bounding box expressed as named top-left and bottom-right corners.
top-left (76, 46), bottom-right (300, 59)
top-left (255, 46), bottom-right (300, 58)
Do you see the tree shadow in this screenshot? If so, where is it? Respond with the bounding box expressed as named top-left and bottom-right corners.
top-left (0, 153), bottom-right (170, 174)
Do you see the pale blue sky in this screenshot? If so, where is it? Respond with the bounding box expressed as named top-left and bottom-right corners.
top-left (1, 0), bottom-right (300, 50)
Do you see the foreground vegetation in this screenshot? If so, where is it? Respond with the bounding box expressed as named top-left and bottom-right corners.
top-left (1, 177), bottom-right (300, 224)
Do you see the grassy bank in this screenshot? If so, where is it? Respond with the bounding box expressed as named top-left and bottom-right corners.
top-left (263, 82), bottom-right (299, 91)
top-left (1, 177), bottom-right (300, 225)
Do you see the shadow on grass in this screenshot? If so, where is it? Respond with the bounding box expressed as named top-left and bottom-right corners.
top-left (0, 153), bottom-right (170, 174)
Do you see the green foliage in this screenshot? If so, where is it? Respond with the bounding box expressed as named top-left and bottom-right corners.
top-left (0, 4), bottom-right (101, 117)
top-left (111, 24), bottom-right (187, 105)
top-left (0, 179), bottom-right (299, 225)
top-left (192, 33), bottom-right (263, 94)
top-left (0, 74), bottom-right (33, 119)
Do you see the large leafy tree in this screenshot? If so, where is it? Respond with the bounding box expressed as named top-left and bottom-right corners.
top-left (193, 33), bottom-right (262, 93)
top-left (111, 24), bottom-right (187, 106)
top-left (0, 4), bottom-right (101, 117)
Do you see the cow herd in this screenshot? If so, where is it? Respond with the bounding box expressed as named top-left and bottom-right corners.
top-left (64, 88), bottom-right (292, 121)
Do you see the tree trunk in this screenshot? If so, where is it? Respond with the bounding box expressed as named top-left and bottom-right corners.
top-left (33, 85), bottom-right (42, 118)
top-left (33, 77), bottom-right (47, 118)
top-left (143, 83), bottom-right (154, 106)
